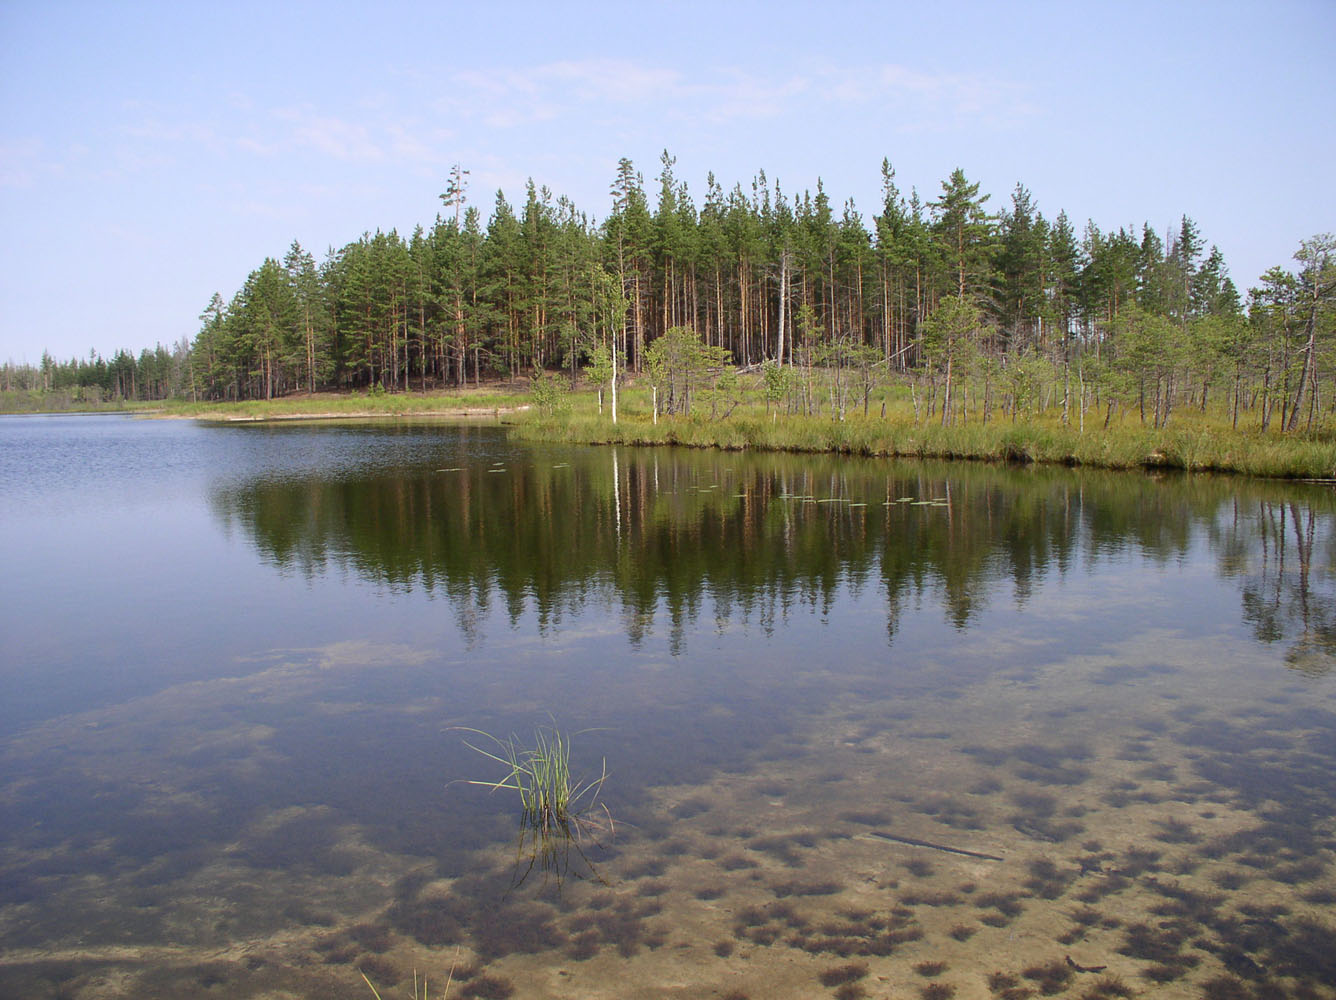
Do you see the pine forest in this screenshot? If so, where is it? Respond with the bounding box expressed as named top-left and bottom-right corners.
top-left (7, 154), bottom-right (1334, 436)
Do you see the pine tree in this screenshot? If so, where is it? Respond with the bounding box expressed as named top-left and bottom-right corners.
top-left (931, 168), bottom-right (994, 301)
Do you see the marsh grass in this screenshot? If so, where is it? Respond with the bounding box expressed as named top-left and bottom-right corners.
top-left (455, 723), bottom-right (612, 837)
top-left (454, 723), bottom-right (614, 891)
top-left (362, 950), bottom-right (459, 999)
top-left (509, 389), bottom-right (1336, 479)
top-left (161, 387), bottom-right (526, 421)
top-left (140, 371), bottom-right (1336, 478)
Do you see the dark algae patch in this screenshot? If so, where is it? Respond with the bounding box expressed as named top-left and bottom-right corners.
top-left (817, 962), bottom-right (868, 986)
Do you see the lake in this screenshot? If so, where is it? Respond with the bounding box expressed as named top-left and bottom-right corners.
top-left (2, 414), bottom-right (1334, 999)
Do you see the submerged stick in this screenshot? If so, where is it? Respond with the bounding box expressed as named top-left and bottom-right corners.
top-left (1065, 956), bottom-right (1108, 974)
top-left (868, 830), bottom-right (1004, 862)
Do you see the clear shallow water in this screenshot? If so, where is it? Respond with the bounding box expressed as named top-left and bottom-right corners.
top-left (1, 414), bottom-right (1334, 999)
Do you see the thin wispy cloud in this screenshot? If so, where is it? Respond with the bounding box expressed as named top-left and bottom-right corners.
top-left (441, 59), bottom-right (803, 125)
top-left (430, 57), bottom-right (1033, 131)
top-left (384, 123), bottom-right (456, 176)
top-left (819, 63), bottom-right (1037, 125)
top-left (121, 119), bottom-right (219, 146)
top-left (0, 138), bottom-right (46, 187)
top-left (228, 108), bottom-right (453, 170)
top-left (10, 57), bottom-right (1031, 197)
top-left (693, 69), bottom-right (812, 123)
top-left (537, 59), bottom-right (685, 104)
top-left (274, 109), bottom-right (385, 162)
top-left (236, 136), bottom-right (276, 156)
top-left (110, 146), bottom-right (177, 173)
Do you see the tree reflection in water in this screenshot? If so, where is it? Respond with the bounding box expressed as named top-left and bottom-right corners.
top-left (210, 443), bottom-right (1336, 674)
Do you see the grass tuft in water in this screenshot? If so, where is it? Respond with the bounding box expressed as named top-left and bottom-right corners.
top-left (455, 722), bottom-right (611, 835)
top-left (362, 949), bottom-right (459, 999)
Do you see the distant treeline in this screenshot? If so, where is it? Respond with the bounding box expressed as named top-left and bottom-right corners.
top-left (2, 342), bottom-right (190, 403)
top-left (6, 153), bottom-right (1333, 429)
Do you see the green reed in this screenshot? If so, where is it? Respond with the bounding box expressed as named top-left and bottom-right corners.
top-left (456, 723), bottom-right (610, 834)
top-left (362, 952), bottom-right (458, 999)
top-left (511, 402), bottom-right (1336, 480)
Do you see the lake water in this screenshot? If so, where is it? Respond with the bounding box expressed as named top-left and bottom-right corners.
top-left (2, 414), bottom-right (1334, 1000)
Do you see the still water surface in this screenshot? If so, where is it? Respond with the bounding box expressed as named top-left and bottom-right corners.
top-left (1, 414), bottom-right (1334, 999)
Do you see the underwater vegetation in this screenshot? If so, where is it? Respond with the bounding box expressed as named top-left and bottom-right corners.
top-left (385, 874), bottom-right (591, 961)
top-left (1024, 856), bottom-right (1076, 899)
top-left (975, 891), bottom-right (1026, 927)
top-left (732, 900), bottom-right (924, 959)
top-left (1075, 976), bottom-right (1133, 999)
top-left (460, 974), bottom-right (515, 999)
top-left (1117, 920), bottom-right (1200, 982)
top-left (749, 831), bottom-right (820, 866)
top-left (904, 857), bottom-right (936, 878)
top-left (817, 962), bottom-right (868, 987)
top-left (1020, 959), bottom-right (1073, 995)
top-left (771, 878), bottom-right (843, 898)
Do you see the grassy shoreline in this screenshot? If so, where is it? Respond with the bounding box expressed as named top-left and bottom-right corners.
top-left (158, 387), bottom-right (531, 421)
top-left (511, 413), bottom-right (1336, 480)
top-left (0, 388), bottom-right (530, 420)
top-left (506, 386), bottom-right (1336, 481)
top-left (9, 384), bottom-right (1336, 480)
top-left (0, 393), bottom-right (160, 416)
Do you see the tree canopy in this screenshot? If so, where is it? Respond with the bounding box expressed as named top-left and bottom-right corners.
top-left (5, 155), bottom-right (1330, 435)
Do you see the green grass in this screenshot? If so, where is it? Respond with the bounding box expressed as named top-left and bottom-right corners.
top-left (67, 371), bottom-right (1336, 480)
top-left (362, 953), bottom-right (458, 999)
top-left (508, 391), bottom-right (1336, 480)
top-left (456, 722), bottom-right (611, 836)
top-left (157, 386), bottom-right (529, 420)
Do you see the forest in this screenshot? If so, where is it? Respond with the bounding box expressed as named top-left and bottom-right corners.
top-left (4, 153), bottom-right (1333, 434)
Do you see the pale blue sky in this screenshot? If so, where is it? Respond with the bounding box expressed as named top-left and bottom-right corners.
top-left (1, 0), bottom-right (1331, 363)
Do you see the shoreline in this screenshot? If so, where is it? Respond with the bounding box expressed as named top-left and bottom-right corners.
top-left (179, 405), bottom-right (530, 423)
top-left (508, 413), bottom-right (1336, 482)
top-left (8, 390), bottom-right (1336, 481)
